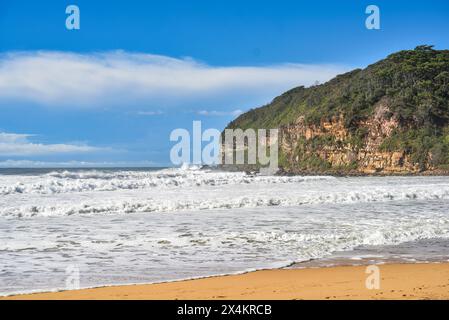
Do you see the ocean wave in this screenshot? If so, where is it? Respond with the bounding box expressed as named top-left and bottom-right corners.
top-left (0, 168), bottom-right (335, 195)
top-left (2, 185), bottom-right (448, 218)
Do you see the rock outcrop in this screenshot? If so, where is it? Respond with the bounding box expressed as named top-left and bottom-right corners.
top-left (280, 101), bottom-right (421, 173)
top-left (225, 46), bottom-right (449, 175)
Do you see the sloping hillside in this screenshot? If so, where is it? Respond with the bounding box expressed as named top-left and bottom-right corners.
top-left (226, 46), bottom-right (449, 174)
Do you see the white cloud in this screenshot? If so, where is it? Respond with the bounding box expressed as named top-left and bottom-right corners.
top-left (0, 51), bottom-right (350, 109)
top-left (0, 132), bottom-right (105, 156)
top-left (197, 109), bottom-right (243, 116)
top-left (136, 110), bottom-right (164, 116)
top-left (0, 132), bottom-right (32, 143)
top-left (0, 160), bottom-right (159, 168)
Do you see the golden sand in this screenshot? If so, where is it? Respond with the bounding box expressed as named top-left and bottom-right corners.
top-left (4, 263), bottom-right (449, 300)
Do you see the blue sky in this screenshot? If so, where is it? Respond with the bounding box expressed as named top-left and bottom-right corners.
top-left (0, 0), bottom-right (448, 167)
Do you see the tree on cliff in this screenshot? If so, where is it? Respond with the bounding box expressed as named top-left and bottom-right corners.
top-left (226, 46), bottom-right (449, 173)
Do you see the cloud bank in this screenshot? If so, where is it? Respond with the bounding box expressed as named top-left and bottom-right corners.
top-left (0, 132), bottom-right (104, 156)
top-left (197, 109), bottom-right (243, 116)
top-left (0, 51), bottom-right (349, 109)
top-left (0, 160), bottom-right (158, 168)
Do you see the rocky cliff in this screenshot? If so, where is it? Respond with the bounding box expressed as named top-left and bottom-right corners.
top-left (280, 100), bottom-right (420, 174)
top-left (225, 46), bottom-right (449, 174)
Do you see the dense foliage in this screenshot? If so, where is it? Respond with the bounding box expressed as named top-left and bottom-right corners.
top-left (226, 46), bottom-right (449, 170)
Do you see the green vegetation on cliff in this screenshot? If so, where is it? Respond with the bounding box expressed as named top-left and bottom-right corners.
top-left (226, 46), bottom-right (449, 172)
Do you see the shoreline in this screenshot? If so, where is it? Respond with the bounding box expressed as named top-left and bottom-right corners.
top-left (3, 262), bottom-right (449, 300)
top-left (1, 165), bottom-right (448, 177)
top-left (216, 165), bottom-right (449, 177)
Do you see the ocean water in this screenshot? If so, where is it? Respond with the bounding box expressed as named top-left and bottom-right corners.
top-left (0, 166), bottom-right (448, 295)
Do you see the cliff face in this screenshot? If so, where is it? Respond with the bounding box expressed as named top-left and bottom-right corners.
top-left (280, 100), bottom-right (421, 173)
top-left (226, 46), bottom-right (449, 174)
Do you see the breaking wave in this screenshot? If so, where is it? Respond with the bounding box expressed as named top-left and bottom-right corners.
top-left (2, 184), bottom-right (449, 218)
top-left (0, 167), bottom-right (335, 195)
top-left (1, 167), bottom-right (449, 296)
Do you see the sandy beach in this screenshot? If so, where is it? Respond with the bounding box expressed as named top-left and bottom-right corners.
top-left (3, 263), bottom-right (449, 300)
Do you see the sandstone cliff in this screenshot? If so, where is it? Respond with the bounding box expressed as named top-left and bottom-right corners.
top-left (225, 46), bottom-right (449, 175)
top-left (280, 100), bottom-right (421, 174)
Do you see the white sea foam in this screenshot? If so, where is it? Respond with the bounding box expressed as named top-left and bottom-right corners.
top-left (1, 178), bottom-right (448, 218)
top-left (0, 167), bottom-right (335, 195)
top-left (0, 168), bottom-right (448, 295)
top-left (1, 200), bottom-right (449, 296)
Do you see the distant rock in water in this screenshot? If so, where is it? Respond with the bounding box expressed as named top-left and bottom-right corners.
top-left (225, 45), bottom-right (449, 174)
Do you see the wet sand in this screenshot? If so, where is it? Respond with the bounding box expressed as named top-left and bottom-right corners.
top-left (3, 263), bottom-right (449, 300)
